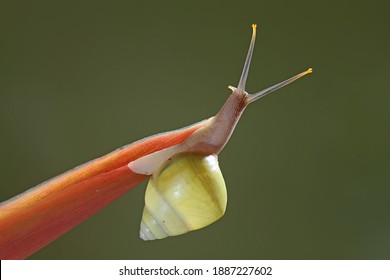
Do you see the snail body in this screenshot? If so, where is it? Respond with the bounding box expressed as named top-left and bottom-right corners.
top-left (140, 153), bottom-right (226, 240)
top-left (129, 24), bottom-right (312, 241)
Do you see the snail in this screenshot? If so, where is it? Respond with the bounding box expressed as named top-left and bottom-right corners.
top-left (128, 24), bottom-right (312, 240)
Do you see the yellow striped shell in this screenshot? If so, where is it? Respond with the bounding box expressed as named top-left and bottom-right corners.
top-left (139, 153), bottom-right (227, 240)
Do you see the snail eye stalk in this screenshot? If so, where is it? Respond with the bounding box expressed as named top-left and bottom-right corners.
top-left (246, 68), bottom-right (313, 104)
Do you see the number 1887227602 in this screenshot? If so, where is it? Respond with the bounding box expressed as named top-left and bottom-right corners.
top-left (212, 266), bottom-right (272, 276)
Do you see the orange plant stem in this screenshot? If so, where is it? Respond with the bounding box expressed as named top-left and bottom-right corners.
top-left (0, 120), bottom-right (207, 259)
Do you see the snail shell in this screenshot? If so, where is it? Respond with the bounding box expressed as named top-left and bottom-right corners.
top-left (139, 153), bottom-right (227, 240)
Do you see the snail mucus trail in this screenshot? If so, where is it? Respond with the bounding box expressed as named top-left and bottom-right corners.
top-left (128, 24), bottom-right (312, 240)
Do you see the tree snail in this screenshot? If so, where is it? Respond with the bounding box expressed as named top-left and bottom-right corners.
top-left (128, 24), bottom-right (313, 240)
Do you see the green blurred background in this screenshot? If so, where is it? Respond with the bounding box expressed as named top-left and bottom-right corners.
top-left (1, 0), bottom-right (389, 259)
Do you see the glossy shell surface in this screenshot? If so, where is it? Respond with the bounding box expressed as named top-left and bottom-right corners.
top-left (140, 153), bottom-right (227, 240)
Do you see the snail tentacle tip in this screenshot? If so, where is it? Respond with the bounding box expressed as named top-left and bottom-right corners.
top-left (228, 85), bottom-right (237, 91)
top-left (252, 23), bottom-right (257, 30)
top-left (307, 68), bottom-right (313, 74)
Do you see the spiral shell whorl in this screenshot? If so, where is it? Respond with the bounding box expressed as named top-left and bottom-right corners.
top-left (140, 153), bottom-right (227, 240)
